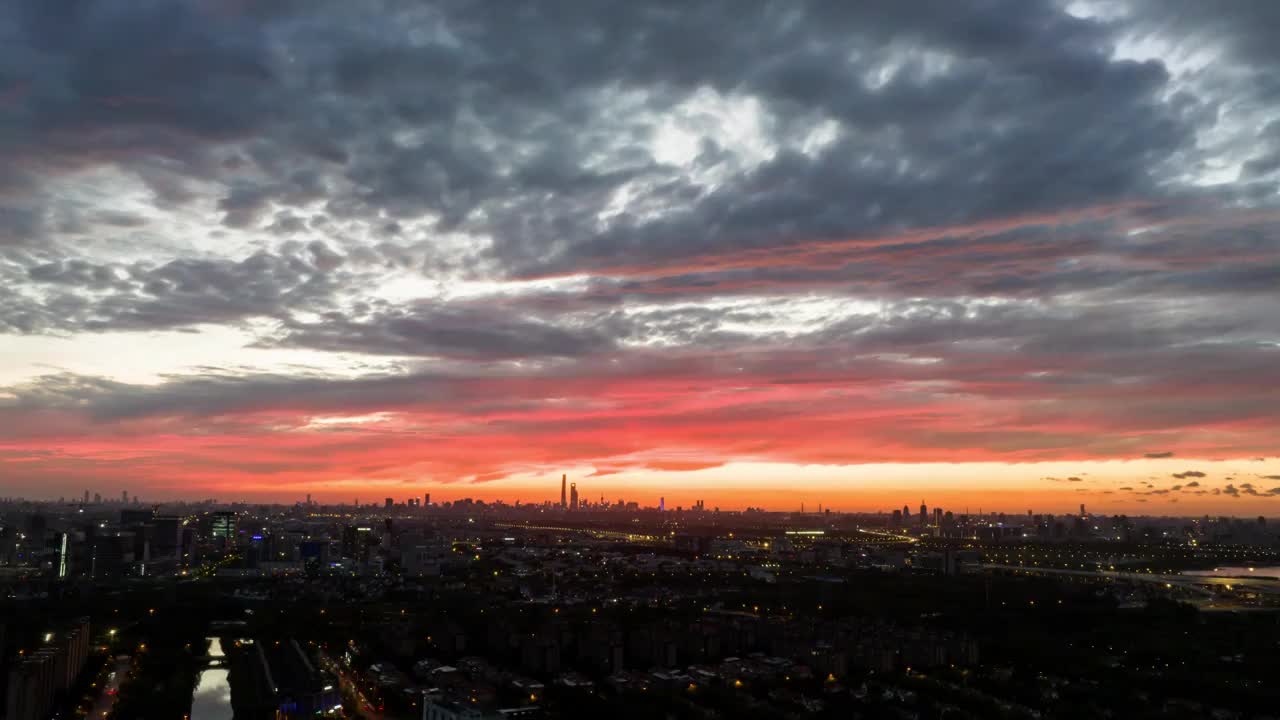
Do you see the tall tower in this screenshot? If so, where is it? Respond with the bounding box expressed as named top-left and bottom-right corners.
top-left (569, 482), bottom-right (578, 511)
top-left (561, 474), bottom-right (568, 509)
top-left (919, 500), bottom-right (927, 527)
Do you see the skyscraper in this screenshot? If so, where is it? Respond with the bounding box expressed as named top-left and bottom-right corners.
top-left (919, 501), bottom-right (928, 526)
top-left (82, 489), bottom-right (89, 504)
top-left (569, 482), bottom-right (578, 510)
top-left (424, 493), bottom-right (430, 507)
top-left (560, 474), bottom-right (567, 509)
top-left (211, 511), bottom-right (237, 549)
top-left (122, 490), bottom-right (129, 504)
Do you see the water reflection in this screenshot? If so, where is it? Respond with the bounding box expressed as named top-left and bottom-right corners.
top-left (191, 639), bottom-right (233, 720)
top-left (1185, 566), bottom-right (1280, 580)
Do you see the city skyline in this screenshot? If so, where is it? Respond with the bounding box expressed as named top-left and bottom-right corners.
top-left (2, 1), bottom-right (1280, 513)
top-left (10, 455), bottom-right (1280, 517)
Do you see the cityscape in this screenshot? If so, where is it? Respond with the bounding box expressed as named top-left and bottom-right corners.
top-left (3, 477), bottom-right (1280, 719)
top-left (4, 0), bottom-right (1280, 718)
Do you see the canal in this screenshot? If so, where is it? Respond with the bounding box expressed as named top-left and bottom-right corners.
top-left (190, 638), bottom-right (234, 720)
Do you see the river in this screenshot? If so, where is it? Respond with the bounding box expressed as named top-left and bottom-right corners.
top-left (190, 639), bottom-right (233, 720)
top-left (1185, 566), bottom-right (1280, 580)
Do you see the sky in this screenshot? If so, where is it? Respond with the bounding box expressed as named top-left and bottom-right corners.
top-left (1, 0), bottom-right (1279, 513)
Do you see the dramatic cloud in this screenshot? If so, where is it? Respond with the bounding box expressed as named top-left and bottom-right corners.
top-left (0, 0), bottom-right (1278, 505)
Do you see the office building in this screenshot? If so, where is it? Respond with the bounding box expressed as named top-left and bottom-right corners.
top-left (211, 511), bottom-right (238, 548)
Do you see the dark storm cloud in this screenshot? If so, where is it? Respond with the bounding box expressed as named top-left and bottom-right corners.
top-left (0, 0), bottom-right (1209, 267)
top-left (0, 0), bottom-right (1270, 341)
top-left (1121, 1), bottom-right (1280, 192)
top-left (0, 0), bottom-right (279, 203)
top-left (6, 242), bottom-right (348, 333)
top-left (263, 303), bottom-right (621, 360)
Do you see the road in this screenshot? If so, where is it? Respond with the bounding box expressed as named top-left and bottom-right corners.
top-left (317, 650), bottom-right (387, 720)
top-left (88, 656), bottom-right (132, 719)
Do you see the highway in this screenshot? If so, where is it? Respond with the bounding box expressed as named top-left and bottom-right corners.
top-left (980, 564), bottom-right (1280, 596)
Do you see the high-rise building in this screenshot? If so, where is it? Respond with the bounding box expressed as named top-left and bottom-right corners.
top-left (210, 511), bottom-right (237, 548)
top-left (82, 489), bottom-right (89, 504)
top-left (122, 490), bottom-right (129, 504)
top-left (5, 651), bottom-right (55, 720)
top-left (1080, 503), bottom-right (1086, 517)
top-left (120, 509), bottom-right (154, 529)
top-left (424, 493), bottom-right (430, 507)
top-left (341, 525), bottom-right (375, 561)
top-left (919, 501), bottom-right (928, 526)
top-left (569, 483), bottom-right (578, 511)
top-left (560, 474), bottom-right (567, 509)
top-left (57, 532), bottom-right (69, 578)
top-left (93, 492), bottom-right (102, 504)
top-left (933, 507), bottom-right (943, 527)
top-left (659, 497), bottom-right (665, 512)
top-left (306, 493), bottom-right (312, 505)
top-left (151, 516), bottom-right (182, 560)
top-left (902, 504), bottom-right (910, 521)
